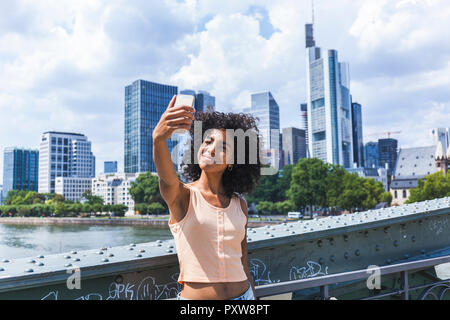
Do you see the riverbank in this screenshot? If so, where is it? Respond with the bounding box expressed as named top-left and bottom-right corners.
top-left (0, 216), bottom-right (283, 228)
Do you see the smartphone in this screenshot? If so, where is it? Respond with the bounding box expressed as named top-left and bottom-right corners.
top-left (173, 94), bottom-right (195, 134)
top-left (174, 94), bottom-right (195, 109)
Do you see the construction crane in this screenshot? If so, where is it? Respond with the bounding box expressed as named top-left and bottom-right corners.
top-left (366, 131), bottom-right (402, 139)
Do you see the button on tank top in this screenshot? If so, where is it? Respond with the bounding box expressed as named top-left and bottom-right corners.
top-left (168, 183), bottom-right (248, 284)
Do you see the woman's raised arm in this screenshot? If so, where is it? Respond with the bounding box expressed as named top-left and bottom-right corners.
top-left (152, 95), bottom-right (194, 221)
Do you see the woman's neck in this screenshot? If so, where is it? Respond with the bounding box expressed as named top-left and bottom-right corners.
top-left (196, 171), bottom-right (225, 195)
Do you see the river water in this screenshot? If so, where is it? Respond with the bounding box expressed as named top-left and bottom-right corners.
top-left (0, 223), bottom-right (173, 260)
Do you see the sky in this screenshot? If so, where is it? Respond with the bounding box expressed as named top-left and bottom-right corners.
top-left (0, 0), bottom-right (449, 182)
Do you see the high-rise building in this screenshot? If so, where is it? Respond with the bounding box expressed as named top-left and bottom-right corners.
top-left (180, 89), bottom-right (216, 112)
top-left (124, 80), bottom-right (178, 173)
top-left (351, 102), bottom-right (364, 168)
top-left (38, 132), bottom-right (96, 194)
top-left (431, 128), bottom-right (449, 150)
top-left (300, 103), bottom-right (309, 157)
top-left (364, 142), bottom-right (379, 169)
top-left (305, 23), bottom-right (316, 48)
top-left (245, 92), bottom-right (281, 168)
top-left (2, 147), bottom-right (39, 197)
top-left (305, 22), bottom-right (353, 168)
top-left (104, 161), bottom-right (118, 174)
top-left (378, 138), bottom-right (398, 175)
top-left (282, 127), bottom-right (307, 167)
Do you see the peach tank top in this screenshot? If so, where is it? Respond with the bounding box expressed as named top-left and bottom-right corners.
top-left (168, 183), bottom-right (248, 284)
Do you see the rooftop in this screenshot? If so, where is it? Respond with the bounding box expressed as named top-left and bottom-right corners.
top-left (394, 145), bottom-right (437, 178)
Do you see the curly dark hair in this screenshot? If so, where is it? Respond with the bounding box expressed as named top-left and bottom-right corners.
top-left (180, 110), bottom-right (263, 197)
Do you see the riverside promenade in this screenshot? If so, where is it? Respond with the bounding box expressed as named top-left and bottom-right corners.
top-left (0, 216), bottom-right (282, 228)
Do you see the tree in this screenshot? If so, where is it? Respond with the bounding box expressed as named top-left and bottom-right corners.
top-left (53, 194), bottom-right (65, 203)
top-left (111, 204), bottom-right (128, 217)
top-left (274, 200), bottom-right (295, 215)
top-left (246, 164), bottom-right (294, 205)
top-left (82, 190), bottom-right (104, 205)
top-left (361, 178), bottom-right (386, 210)
top-left (148, 202), bottom-right (166, 215)
top-left (256, 201), bottom-right (275, 215)
top-left (129, 172), bottom-right (165, 206)
top-left (406, 171), bottom-right (450, 204)
top-left (287, 158), bottom-right (330, 217)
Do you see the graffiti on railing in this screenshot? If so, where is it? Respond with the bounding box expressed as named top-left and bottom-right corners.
top-left (41, 273), bottom-right (180, 300)
top-left (289, 261), bottom-right (329, 281)
top-left (249, 258), bottom-right (277, 286)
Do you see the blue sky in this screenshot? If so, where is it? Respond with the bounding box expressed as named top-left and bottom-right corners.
top-left (0, 0), bottom-right (449, 182)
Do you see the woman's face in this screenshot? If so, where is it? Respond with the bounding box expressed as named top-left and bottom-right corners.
top-left (197, 128), bottom-right (234, 173)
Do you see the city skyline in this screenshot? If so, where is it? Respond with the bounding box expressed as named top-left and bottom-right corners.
top-left (1, 0), bottom-right (449, 181)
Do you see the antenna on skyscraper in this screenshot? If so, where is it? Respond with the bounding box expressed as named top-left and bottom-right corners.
top-left (311, 0), bottom-right (315, 25)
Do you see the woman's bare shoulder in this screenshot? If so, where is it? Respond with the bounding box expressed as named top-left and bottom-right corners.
top-left (234, 193), bottom-right (248, 217)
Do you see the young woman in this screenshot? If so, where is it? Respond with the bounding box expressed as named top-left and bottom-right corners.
top-left (152, 95), bottom-right (262, 300)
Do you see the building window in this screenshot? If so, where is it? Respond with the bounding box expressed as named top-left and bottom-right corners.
top-left (402, 190), bottom-right (407, 198)
top-left (394, 191), bottom-right (398, 199)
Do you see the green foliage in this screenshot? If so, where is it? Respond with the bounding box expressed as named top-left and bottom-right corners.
top-left (287, 158), bottom-right (330, 214)
top-left (82, 190), bottom-right (104, 205)
top-left (246, 164), bottom-right (294, 204)
top-left (406, 171), bottom-right (450, 204)
top-left (282, 158), bottom-right (392, 214)
top-left (129, 172), bottom-right (165, 206)
top-left (111, 204), bottom-right (128, 217)
top-left (256, 201), bottom-right (274, 215)
top-left (274, 200), bottom-right (296, 215)
top-left (135, 202), bottom-right (166, 215)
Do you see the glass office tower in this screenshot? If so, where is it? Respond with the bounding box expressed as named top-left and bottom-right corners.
top-left (305, 23), bottom-right (353, 168)
top-left (282, 127), bottom-right (306, 167)
top-left (3, 147), bottom-right (39, 197)
top-left (364, 142), bottom-right (379, 169)
top-left (378, 138), bottom-right (398, 175)
top-left (244, 92), bottom-right (281, 169)
top-left (104, 161), bottom-right (118, 174)
top-left (180, 89), bottom-right (215, 112)
top-left (124, 80), bottom-right (178, 173)
top-left (351, 102), bottom-right (364, 168)
top-left (249, 92), bottom-right (280, 151)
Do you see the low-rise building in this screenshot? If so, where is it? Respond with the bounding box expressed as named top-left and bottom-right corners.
top-left (390, 145), bottom-right (438, 205)
top-left (55, 177), bottom-right (93, 202)
top-left (91, 173), bottom-right (142, 215)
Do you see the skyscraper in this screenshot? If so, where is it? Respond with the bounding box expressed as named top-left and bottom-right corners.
top-left (305, 22), bottom-right (353, 168)
top-left (245, 92), bottom-right (281, 168)
top-left (180, 89), bottom-right (216, 112)
top-left (250, 92), bottom-right (280, 150)
top-left (305, 24), bottom-right (315, 48)
top-left (282, 127), bottom-right (306, 166)
top-left (124, 80), bottom-right (178, 173)
top-left (431, 128), bottom-right (449, 150)
top-left (38, 132), bottom-right (95, 194)
top-left (364, 142), bottom-right (379, 169)
top-left (104, 161), bottom-right (118, 174)
top-left (378, 138), bottom-right (398, 175)
top-left (351, 102), bottom-right (364, 168)
top-left (2, 147), bottom-right (39, 197)
top-left (300, 103), bottom-right (309, 157)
